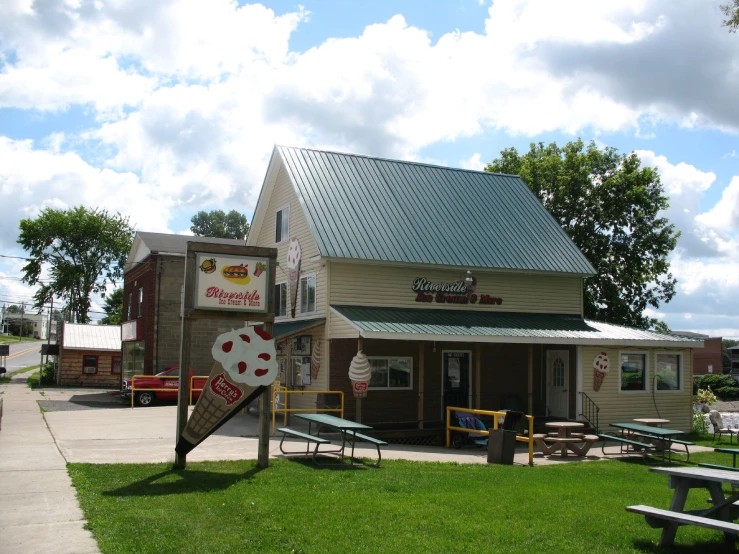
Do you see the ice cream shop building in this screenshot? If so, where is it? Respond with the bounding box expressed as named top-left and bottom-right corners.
top-left (240, 145), bottom-right (704, 435)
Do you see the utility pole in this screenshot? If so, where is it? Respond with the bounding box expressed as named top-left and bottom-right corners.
top-left (19, 302), bottom-right (25, 342)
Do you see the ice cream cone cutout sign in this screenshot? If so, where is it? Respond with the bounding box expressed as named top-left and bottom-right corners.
top-left (349, 351), bottom-right (371, 398)
top-left (286, 238), bottom-right (301, 317)
top-left (176, 326), bottom-right (278, 456)
top-left (592, 352), bottom-right (609, 392)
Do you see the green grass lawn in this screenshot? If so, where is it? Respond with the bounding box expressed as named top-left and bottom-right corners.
top-left (0, 336), bottom-right (43, 344)
top-left (69, 453), bottom-right (739, 554)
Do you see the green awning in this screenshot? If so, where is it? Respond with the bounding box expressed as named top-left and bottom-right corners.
top-left (330, 306), bottom-right (701, 348)
top-left (265, 318), bottom-right (325, 341)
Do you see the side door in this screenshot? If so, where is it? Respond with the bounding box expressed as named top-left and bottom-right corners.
top-left (442, 351), bottom-right (471, 416)
top-left (546, 350), bottom-right (569, 418)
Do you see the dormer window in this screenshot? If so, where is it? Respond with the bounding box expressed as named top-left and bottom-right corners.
top-left (275, 205), bottom-right (289, 243)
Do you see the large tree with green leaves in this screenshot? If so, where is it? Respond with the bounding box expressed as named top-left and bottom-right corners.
top-left (486, 139), bottom-right (679, 329)
top-left (101, 288), bottom-right (124, 325)
top-left (190, 209), bottom-right (249, 240)
top-left (18, 206), bottom-right (134, 324)
top-left (722, 0), bottom-right (739, 32)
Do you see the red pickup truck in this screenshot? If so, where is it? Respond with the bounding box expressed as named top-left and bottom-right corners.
top-left (121, 367), bottom-right (207, 407)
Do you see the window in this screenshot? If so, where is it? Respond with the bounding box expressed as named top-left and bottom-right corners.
top-left (83, 355), bottom-right (98, 374)
top-left (122, 341), bottom-right (145, 380)
top-left (655, 353), bottom-right (681, 391)
top-left (127, 292), bottom-right (132, 320)
top-left (275, 205), bottom-right (289, 243)
top-left (112, 356), bottom-right (122, 374)
top-left (620, 352), bottom-right (647, 391)
top-left (138, 287), bottom-right (144, 318)
top-left (300, 275), bottom-right (316, 314)
top-left (274, 282), bottom-right (287, 317)
top-left (368, 357), bottom-right (412, 389)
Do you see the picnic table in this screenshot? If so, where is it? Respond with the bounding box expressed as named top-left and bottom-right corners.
top-left (533, 421), bottom-right (598, 457)
top-left (627, 467), bottom-right (739, 546)
top-left (608, 422), bottom-right (691, 460)
top-left (699, 448), bottom-right (739, 473)
top-left (277, 413), bottom-right (387, 466)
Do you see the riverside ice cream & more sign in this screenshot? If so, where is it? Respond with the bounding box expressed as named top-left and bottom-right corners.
top-left (176, 325), bottom-right (279, 456)
top-left (194, 253), bottom-right (270, 313)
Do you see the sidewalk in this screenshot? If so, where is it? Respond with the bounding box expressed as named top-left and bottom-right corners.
top-left (0, 374), bottom-right (100, 554)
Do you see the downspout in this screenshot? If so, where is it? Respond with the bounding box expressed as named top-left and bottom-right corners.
top-left (155, 258), bottom-right (162, 373)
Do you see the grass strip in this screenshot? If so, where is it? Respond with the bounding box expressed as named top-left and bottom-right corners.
top-left (69, 453), bottom-right (739, 554)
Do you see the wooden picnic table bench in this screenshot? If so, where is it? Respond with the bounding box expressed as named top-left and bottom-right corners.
top-left (533, 433), bottom-right (599, 457)
top-left (627, 466), bottom-right (739, 546)
top-left (277, 427), bottom-right (343, 465)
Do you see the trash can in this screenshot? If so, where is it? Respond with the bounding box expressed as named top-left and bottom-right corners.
top-left (487, 411), bottom-right (525, 465)
top-left (487, 428), bottom-right (516, 464)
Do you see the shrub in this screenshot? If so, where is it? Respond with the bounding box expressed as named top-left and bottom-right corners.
top-left (714, 386), bottom-right (739, 400)
top-left (693, 374), bottom-right (739, 394)
top-left (695, 387), bottom-right (717, 405)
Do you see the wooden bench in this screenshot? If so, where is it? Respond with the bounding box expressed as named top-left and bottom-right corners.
top-left (345, 432), bottom-right (388, 467)
top-left (626, 504), bottom-right (739, 536)
top-left (598, 433), bottom-right (656, 459)
top-left (533, 434), bottom-right (598, 457)
top-left (277, 427), bottom-right (343, 464)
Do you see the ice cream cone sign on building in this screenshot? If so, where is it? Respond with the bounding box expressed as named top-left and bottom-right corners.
top-left (176, 326), bottom-right (279, 456)
top-left (349, 351), bottom-right (371, 398)
top-left (286, 238), bottom-right (301, 317)
top-left (593, 352), bottom-right (609, 392)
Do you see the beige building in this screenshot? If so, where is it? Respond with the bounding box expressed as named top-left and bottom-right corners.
top-left (245, 146), bottom-right (701, 434)
top-left (58, 322), bottom-right (122, 388)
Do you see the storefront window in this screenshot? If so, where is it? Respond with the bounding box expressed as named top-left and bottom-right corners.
top-left (122, 341), bottom-right (145, 380)
top-left (300, 275), bottom-right (316, 313)
top-left (655, 353), bottom-right (681, 391)
top-left (620, 353), bottom-right (647, 391)
top-left (274, 282), bottom-right (287, 317)
top-left (368, 357), bottom-right (412, 389)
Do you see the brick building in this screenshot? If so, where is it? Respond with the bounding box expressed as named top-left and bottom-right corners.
top-left (121, 233), bottom-right (250, 381)
top-left (672, 332), bottom-right (723, 375)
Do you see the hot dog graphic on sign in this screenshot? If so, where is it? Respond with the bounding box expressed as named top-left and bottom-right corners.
top-left (176, 326), bottom-right (278, 456)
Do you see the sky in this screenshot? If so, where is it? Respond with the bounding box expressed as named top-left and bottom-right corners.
top-left (0, 0), bottom-right (737, 337)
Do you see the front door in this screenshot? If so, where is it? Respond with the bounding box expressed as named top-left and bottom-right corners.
top-left (546, 350), bottom-right (569, 418)
top-left (442, 351), bottom-right (471, 415)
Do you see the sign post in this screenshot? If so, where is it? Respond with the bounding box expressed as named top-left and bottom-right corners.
top-left (174, 242), bottom-right (276, 470)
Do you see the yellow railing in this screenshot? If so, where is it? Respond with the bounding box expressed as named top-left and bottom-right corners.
top-left (271, 385), bottom-right (344, 433)
top-left (129, 375), bottom-right (208, 408)
top-left (445, 406), bottom-right (535, 467)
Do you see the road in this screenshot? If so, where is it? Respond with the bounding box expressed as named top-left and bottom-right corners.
top-left (1, 341), bottom-right (49, 373)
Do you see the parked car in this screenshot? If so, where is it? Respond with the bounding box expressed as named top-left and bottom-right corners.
top-left (121, 366), bottom-right (207, 407)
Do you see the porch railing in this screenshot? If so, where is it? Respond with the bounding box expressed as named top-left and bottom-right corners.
top-left (579, 392), bottom-right (600, 434)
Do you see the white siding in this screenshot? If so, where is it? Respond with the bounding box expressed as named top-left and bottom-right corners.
top-left (253, 165), bottom-right (327, 320)
top-left (329, 262), bottom-right (582, 315)
top-left (581, 346), bottom-right (693, 432)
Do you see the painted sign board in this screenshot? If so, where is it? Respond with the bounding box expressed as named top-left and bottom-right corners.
top-left (194, 253), bottom-right (270, 313)
top-left (121, 320), bottom-right (140, 342)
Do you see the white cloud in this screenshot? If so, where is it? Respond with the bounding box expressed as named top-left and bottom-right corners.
top-left (696, 176), bottom-right (739, 231)
top-left (460, 153), bottom-right (485, 171)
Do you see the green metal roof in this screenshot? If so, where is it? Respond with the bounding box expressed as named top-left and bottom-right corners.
top-left (278, 145), bottom-right (595, 275)
top-left (330, 306), bottom-right (702, 347)
top-left (261, 318), bottom-right (325, 340)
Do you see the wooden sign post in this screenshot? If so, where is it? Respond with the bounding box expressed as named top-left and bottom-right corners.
top-left (174, 242), bottom-right (276, 470)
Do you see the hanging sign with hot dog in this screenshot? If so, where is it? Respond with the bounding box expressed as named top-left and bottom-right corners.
top-left (194, 253), bottom-right (270, 313)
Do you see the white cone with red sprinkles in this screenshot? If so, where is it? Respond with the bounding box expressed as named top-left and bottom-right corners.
top-left (176, 326), bottom-right (278, 455)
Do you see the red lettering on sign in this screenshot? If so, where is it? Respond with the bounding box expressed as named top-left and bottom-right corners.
top-left (209, 373), bottom-right (244, 406)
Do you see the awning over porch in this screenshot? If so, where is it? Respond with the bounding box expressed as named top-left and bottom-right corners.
top-left (330, 306), bottom-right (701, 348)
top-left (263, 317), bottom-right (325, 341)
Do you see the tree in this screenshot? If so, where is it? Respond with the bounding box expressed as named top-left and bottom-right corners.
top-left (486, 139), bottom-right (679, 329)
top-left (101, 288), bottom-right (124, 325)
top-left (190, 210), bottom-right (249, 240)
top-left (721, 0), bottom-right (739, 32)
top-left (18, 206), bottom-right (134, 324)
top-left (6, 304), bottom-right (22, 314)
